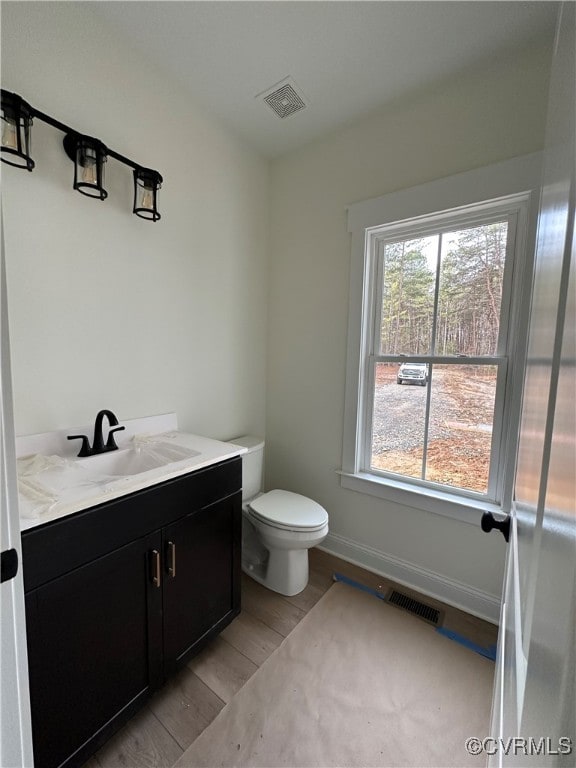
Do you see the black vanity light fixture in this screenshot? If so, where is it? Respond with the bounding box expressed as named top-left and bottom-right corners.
top-left (133, 167), bottom-right (163, 221)
top-left (1, 89), bottom-right (163, 221)
top-left (63, 133), bottom-right (108, 200)
top-left (1, 91), bottom-right (35, 171)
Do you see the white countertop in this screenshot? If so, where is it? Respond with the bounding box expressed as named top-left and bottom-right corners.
top-left (17, 414), bottom-right (246, 531)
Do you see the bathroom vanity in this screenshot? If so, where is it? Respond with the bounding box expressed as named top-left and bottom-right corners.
top-left (17, 418), bottom-right (243, 768)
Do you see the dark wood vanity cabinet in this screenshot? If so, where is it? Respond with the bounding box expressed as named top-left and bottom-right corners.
top-left (21, 457), bottom-right (241, 768)
top-left (162, 495), bottom-right (238, 675)
top-left (24, 532), bottom-right (163, 768)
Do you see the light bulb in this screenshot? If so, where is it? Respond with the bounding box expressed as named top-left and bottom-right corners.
top-left (141, 187), bottom-right (154, 210)
top-left (81, 161), bottom-right (97, 186)
top-left (1, 118), bottom-right (18, 150)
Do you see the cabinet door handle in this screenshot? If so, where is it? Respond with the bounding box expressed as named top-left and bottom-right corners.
top-left (167, 541), bottom-right (176, 578)
top-left (151, 549), bottom-right (161, 588)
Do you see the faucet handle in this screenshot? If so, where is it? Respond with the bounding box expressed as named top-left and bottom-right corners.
top-left (106, 426), bottom-right (125, 451)
top-left (67, 434), bottom-right (92, 457)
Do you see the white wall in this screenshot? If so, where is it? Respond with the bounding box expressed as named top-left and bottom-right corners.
top-left (266, 42), bottom-right (552, 618)
top-left (1, 2), bottom-right (268, 441)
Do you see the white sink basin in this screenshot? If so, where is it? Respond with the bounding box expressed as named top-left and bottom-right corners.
top-left (76, 442), bottom-right (200, 477)
top-left (17, 441), bottom-right (202, 510)
top-left (17, 427), bottom-right (245, 527)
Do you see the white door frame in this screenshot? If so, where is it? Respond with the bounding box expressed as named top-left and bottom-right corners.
top-left (489, 3), bottom-right (575, 764)
top-left (1, 200), bottom-right (34, 768)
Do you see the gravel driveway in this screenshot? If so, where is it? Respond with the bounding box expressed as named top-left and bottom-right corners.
top-left (371, 381), bottom-right (460, 453)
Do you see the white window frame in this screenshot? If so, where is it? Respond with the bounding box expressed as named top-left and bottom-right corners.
top-left (340, 154), bottom-right (542, 524)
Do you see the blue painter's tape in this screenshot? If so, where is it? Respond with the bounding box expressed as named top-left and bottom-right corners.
top-left (436, 626), bottom-right (497, 661)
top-left (333, 572), bottom-right (387, 601)
top-left (334, 572), bottom-right (496, 661)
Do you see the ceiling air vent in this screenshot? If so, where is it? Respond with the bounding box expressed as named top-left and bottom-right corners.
top-left (258, 77), bottom-right (307, 119)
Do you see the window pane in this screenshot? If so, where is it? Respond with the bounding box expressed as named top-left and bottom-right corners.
top-left (437, 222), bottom-right (507, 356)
top-left (370, 362), bottom-right (426, 478)
top-left (370, 362), bottom-right (498, 494)
top-left (380, 236), bottom-right (437, 355)
top-left (425, 365), bottom-right (498, 493)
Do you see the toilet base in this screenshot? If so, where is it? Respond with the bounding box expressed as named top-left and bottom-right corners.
top-left (242, 547), bottom-right (309, 596)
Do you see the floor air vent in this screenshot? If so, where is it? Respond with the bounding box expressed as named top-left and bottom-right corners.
top-left (387, 591), bottom-right (442, 626)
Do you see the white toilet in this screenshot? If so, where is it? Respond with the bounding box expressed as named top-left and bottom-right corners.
top-left (229, 436), bottom-right (329, 596)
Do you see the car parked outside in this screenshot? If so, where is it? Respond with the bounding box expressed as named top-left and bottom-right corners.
top-left (397, 362), bottom-right (429, 386)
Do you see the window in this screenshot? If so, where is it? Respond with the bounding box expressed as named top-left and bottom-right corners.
top-left (341, 155), bottom-right (541, 520)
top-left (368, 214), bottom-right (512, 498)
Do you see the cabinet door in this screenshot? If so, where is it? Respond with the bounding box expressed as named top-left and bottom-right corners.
top-left (25, 532), bottom-right (163, 768)
top-left (162, 493), bottom-right (241, 674)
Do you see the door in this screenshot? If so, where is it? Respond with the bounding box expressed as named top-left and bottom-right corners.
top-left (25, 533), bottom-right (163, 768)
top-left (0, 203), bottom-right (34, 768)
top-left (489, 4), bottom-right (575, 764)
top-left (163, 495), bottom-right (240, 675)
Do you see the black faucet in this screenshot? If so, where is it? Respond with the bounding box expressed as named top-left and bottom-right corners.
top-left (68, 409), bottom-right (126, 457)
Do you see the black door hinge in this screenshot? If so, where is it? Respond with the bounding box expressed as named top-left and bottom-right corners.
top-left (1, 548), bottom-right (19, 583)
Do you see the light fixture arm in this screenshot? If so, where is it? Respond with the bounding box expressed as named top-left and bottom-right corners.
top-left (25, 102), bottom-right (146, 173)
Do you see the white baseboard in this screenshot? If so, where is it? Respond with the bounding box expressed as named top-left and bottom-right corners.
top-left (319, 532), bottom-right (501, 625)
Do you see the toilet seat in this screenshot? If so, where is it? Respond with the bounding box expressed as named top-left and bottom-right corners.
top-left (248, 489), bottom-right (328, 532)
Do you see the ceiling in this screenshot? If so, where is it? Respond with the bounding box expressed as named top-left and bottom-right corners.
top-left (88, 1), bottom-right (558, 159)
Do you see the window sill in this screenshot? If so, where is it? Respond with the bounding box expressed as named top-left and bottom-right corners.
top-left (338, 470), bottom-right (504, 526)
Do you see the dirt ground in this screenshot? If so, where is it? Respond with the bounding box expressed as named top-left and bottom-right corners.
top-left (372, 365), bottom-right (496, 493)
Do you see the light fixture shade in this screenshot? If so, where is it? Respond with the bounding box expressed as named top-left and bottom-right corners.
top-left (133, 168), bottom-right (162, 221)
top-left (64, 134), bottom-right (108, 200)
top-left (1, 90), bottom-right (35, 171)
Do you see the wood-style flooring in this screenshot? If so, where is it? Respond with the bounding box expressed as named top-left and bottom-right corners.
top-left (84, 548), bottom-right (498, 768)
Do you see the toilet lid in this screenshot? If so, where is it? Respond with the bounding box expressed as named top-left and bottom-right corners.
top-left (248, 490), bottom-right (328, 531)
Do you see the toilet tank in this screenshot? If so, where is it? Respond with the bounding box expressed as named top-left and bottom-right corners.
top-left (229, 435), bottom-right (264, 502)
